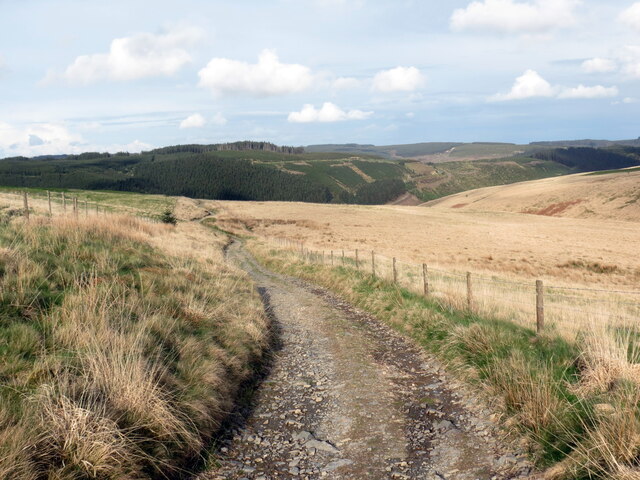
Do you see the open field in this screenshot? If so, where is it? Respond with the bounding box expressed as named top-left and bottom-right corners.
top-left (214, 200), bottom-right (640, 340)
top-left (425, 168), bottom-right (640, 222)
top-left (214, 200), bottom-right (640, 289)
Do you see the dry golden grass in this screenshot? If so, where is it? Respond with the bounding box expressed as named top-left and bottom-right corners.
top-left (425, 169), bottom-right (640, 222)
top-left (213, 199), bottom-right (640, 340)
top-left (212, 199), bottom-right (640, 289)
top-left (0, 210), bottom-right (268, 479)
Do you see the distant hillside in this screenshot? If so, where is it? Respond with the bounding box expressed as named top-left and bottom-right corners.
top-left (0, 145), bottom-right (409, 205)
top-left (530, 138), bottom-right (640, 148)
top-left (306, 142), bottom-right (533, 162)
top-left (305, 142), bottom-right (463, 159)
top-left (3, 142), bottom-right (639, 205)
top-left (424, 166), bottom-right (640, 222)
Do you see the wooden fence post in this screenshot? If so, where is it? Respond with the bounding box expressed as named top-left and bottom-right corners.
top-left (423, 264), bottom-right (429, 296)
top-left (342, 250), bottom-right (345, 265)
top-left (47, 190), bottom-right (52, 215)
top-left (322, 251), bottom-right (325, 265)
top-left (95, 203), bottom-right (99, 215)
top-left (62, 192), bottom-right (66, 212)
top-left (536, 280), bottom-right (545, 334)
top-left (331, 250), bottom-right (334, 266)
top-left (73, 197), bottom-right (78, 218)
top-left (393, 257), bottom-right (397, 284)
top-left (84, 200), bottom-right (88, 217)
top-left (355, 249), bottom-right (359, 270)
top-left (466, 272), bottom-right (473, 312)
top-left (371, 251), bottom-right (376, 278)
top-left (23, 192), bottom-right (29, 221)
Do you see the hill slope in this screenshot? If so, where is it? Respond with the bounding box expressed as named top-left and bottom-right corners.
top-left (424, 167), bottom-right (640, 222)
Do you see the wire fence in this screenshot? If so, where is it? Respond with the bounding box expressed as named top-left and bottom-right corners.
top-left (0, 190), bottom-right (160, 222)
top-left (266, 236), bottom-right (640, 340)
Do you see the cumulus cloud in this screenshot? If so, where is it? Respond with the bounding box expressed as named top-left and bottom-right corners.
top-left (179, 113), bottom-right (206, 129)
top-left (490, 69), bottom-right (555, 100)
top-left (0, 122), bottom-right (151, 157)
top-left (332, 77), bottom-right (361, 90)
top-left (372, 66), bottom-right (425, 93)
top-left (557, 84), bottom-right (619, 99)
top-left (198, 49), bottom-right (313, 97)
top-left (47, 26), bottom-right (203, 84)
top-left (450, 0), bottom-right (580, 34)
top-left (619, 2), bottom-right (640, 31)
top-left (491, 69), bottom-right (618, 101)
top-left (581, 57), bottom-right (617, 73)
top-left (287, 102), bottom-right (372, 123)
top-left (621, 45), bottom-right (640, 78)
top-left (211, 112), bottom-right (228, 126)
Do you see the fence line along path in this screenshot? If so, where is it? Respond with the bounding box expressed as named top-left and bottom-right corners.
top-left (266, 236), bottom-right (640, 340)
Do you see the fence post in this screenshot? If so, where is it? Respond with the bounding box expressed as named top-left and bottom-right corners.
top-left (95, 203), bottom-right (99, 215)
top-left (322, 251), bottom-right (325, 265)
top-left (536, 280), bottom-right (545, 334)
top-left (423, 264), bottom-right (429, 296)
top-left (393, 257), bottom-right (397, 284)
top-left (371, 251), bottom-right (376, 278)
top-left (84, 200), bottom-right (88, 217)
top-left (356, 249), bottom-right (359, 270)
top-left (62, 192), bottom-right (66, 212)
top-left (466, 272), bottom-right (473, 312)
top-left (47, 190), bottom-right (52, 215)
top-left (23, 192), bottom-right (29, 221)
top-left (331, 250), bottom-right (334, 266)
top-left (73, 197), bottom-right (78, 218)
top-left (342, 250), bottom-right (345, 265)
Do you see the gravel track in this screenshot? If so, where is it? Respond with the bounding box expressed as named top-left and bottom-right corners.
top-left (199, 240), bottom-right (533, 480)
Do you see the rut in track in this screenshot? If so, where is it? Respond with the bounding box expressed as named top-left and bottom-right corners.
top-left (199, 240), bottom-right (533, 480)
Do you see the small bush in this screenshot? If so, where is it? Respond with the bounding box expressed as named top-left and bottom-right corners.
top-left (160, 209), bottom-right (178, 225)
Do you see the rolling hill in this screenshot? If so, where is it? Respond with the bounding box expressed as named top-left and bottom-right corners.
top-left (2, 141), bottom-right (639, 206)
top-left (424, 166), bottom-right (640, 222)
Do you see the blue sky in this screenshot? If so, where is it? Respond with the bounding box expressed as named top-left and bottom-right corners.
top-left (0, 0), bottom-right (639, 156)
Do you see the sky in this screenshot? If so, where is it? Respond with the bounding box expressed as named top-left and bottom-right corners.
top-left (0, 0), bottom-right (639, 157)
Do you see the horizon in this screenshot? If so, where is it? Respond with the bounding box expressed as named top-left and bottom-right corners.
top-left (1, 0), bottom-right (639, 157)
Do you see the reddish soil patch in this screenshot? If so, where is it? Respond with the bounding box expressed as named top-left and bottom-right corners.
top-left (451, 203), bottom-right (468, 209)
top-left (524, 199), bottom-right (584, 217)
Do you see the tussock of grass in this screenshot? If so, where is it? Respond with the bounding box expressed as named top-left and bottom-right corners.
top-left (251, 242), bottom-right (640, 479)
top-left (0, 214), bottom-right (268, 479)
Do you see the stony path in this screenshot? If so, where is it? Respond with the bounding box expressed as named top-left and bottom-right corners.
top-left (199, 240), bottom-right (534, 480)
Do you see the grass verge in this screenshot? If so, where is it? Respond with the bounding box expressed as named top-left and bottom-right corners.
top-left (249, 242), bottom-right (640, 480)
top-left (0, 213), bottom-right (268, 479)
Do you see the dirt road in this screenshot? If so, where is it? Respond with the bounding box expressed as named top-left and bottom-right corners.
top-left (200, 240), bottom-right (532, 479)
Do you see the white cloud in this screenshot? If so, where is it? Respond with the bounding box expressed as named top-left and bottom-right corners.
top-left (314, 0), bottom-right (365, 7)
top-left (0, 122), bottom-right (151, 157)
top-left (372, 66), bottom-right (425, 93)
top-left (491, 69), bottom-right (618, 101)
top-left (179, 113), bottom-right (206, 129)
top-left (48, 26), bottom-right (203, 84)
top-left (332, 77), bottom-right (361, 90)
top-left (581, 57), bottom-right (617, 73)
top-left (621, 45), bottom-right (640, 78)
top-left (450, 0), bottom-right (580, 34)
top-left (619, 2), bottom-right (640, 31)
top-left (211, 112), bottom-right (228, 126)
top-left (287, 102), bottom-right (373, 123)
top-left (198, 49), bottom-right (313, 97)
top-left (558, 84), bottom-right (619, 99)
top-left (490, 69), bottom-right (555, 100)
